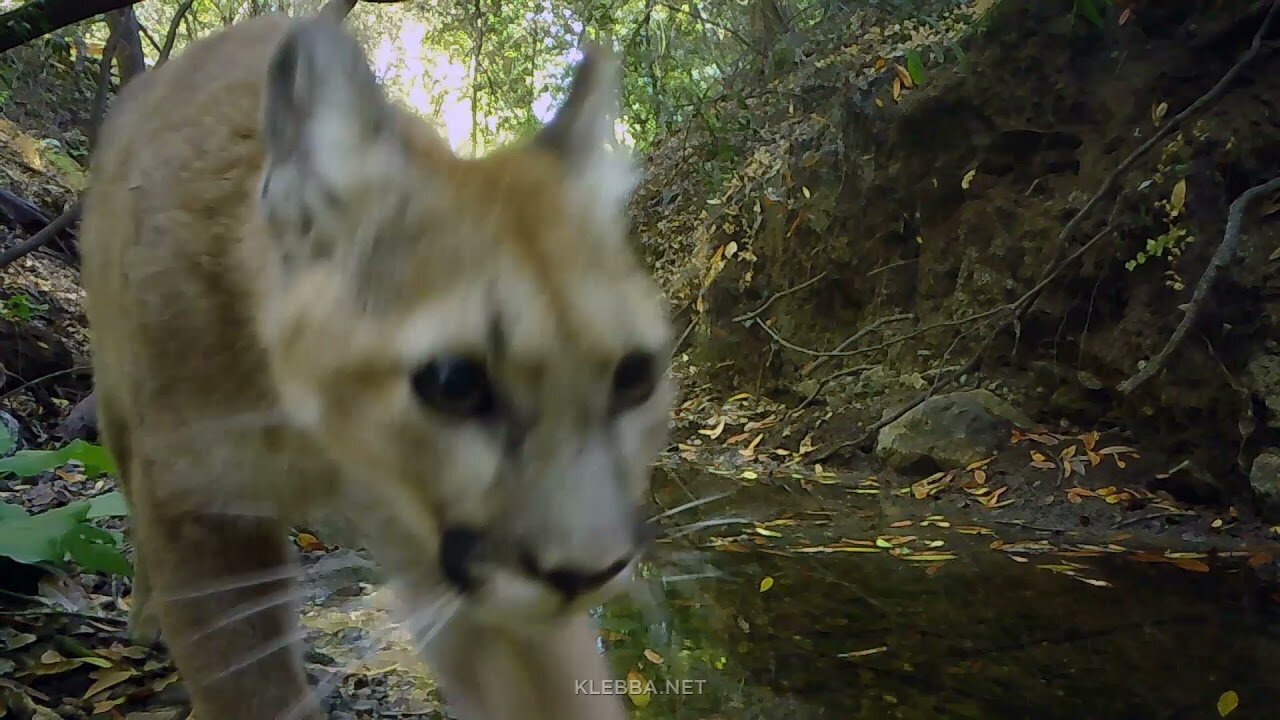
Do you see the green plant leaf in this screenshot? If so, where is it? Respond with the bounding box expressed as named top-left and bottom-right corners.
top-left (63, 527), bottom-right (133, 577)
top-left (0, 501), bottom-right (89, 564)
top-left (1075, 0), bottom-right (1105, 29)
top-left (906, 50), bottom-right (925, 85)
top-left (0, 440), bottom-right (116, 479)
top-left (63, 440), bottom-right (117, 477)
top-left (0, 447), bottom-right (69, 477)
top-left (0, 424), bottom-right (13, 457)
top-left (0, 500), bottom-right (28, 521)
top-left (86, 491), bottom-right (129, 519)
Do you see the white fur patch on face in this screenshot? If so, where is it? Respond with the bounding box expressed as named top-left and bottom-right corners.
top-left (393, 282), bottom-right (492, 363)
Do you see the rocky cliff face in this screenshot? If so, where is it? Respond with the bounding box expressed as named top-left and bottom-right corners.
top-left (632, 0), bottom-right (1280, 514)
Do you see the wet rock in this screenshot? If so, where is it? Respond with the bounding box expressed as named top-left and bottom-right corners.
top-left (1245, 355), bottom-right (1280, 429)
top-left (1249, 450), bottom-right (1280, 518)
top-left (876, 389), bottom-right (1032, 472)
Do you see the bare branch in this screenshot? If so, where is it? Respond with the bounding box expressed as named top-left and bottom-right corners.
top-left (158, 0), bottom-right (198, 64)
top-left (0, 201), bottom-right (81, 271)
top-left (1117, 175), bottom-right (1280, 394)
top-left (0, 0), bottom-right (143, 54)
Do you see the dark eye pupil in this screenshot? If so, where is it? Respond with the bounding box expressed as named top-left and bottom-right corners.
top-left (412, 357), bottom-right (496, 419)
top-left (612, 351), bottom-right (656, 411)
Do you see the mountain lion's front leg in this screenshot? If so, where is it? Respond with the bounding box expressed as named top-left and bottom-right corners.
top-left (423, 611), bottom-right (627, 720)
top-left (131, 477), bottom-right (318, 720)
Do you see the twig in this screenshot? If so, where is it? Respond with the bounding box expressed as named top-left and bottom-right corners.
top-left (1117, 175), bottom-right (1280, 393)
top-left (732, 271), bottom-right (827, 323)
top-left (866, 258), bottom-right (918, 277)
top-left (1112, 509), bottom-right (1194, 530)
top-left (789, 363), bottom-right (876, 415)
top-left (0, 201), bottom-right (81, 271)
top-left (1043, 0), bottom-right (1280, 269)
top-left (1, 365), bottom-right (90, 400)
top-left (672, 317), bottom-right (696, 354)
top-left (993, 519), bottom-right (1072, 533)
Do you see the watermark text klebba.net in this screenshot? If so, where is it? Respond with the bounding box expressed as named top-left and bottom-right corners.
top-left (576, 679), bottom-right (708, 696)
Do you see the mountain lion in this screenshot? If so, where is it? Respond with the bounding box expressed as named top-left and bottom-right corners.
top-left (79, 2), bottom-right (674, 719)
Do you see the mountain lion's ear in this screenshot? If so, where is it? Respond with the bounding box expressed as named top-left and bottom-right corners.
top-left (258, 19), bottom-right (399, 252)
top-left (535, 44), bottom-right (637, 223)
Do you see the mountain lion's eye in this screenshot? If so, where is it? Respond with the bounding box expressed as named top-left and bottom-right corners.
top-left (611, 351), bottom-right (657, 412)
top-left (412, 357), bottom-right (496, 419)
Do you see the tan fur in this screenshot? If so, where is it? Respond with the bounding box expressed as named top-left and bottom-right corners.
top-left (82, 10), bottom-right (671, 720)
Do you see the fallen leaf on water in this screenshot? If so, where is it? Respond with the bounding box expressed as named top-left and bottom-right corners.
top-left (1030, 451), bottom-right (1049, 462)
top-left (626, 668), bottom-right (651, 708)
top-left (1173, 558), bottom-right (1210, 573)
top-left (1060, 445), bottom-right (1078, 460)
top-left (838, 646), bottom-right (888, 658)
top-left (1071, 575), bottom-right (1113, 588)
top-left (1217, 690), bottom-right (1239, 717)
top-left (899, 553), bottom-right (956, 562)
top-left (793, 545), bottom-right (882, 554)
top-left (973, 469), bottom-right (987, 484)
top-left (1097, 446), bottom-right (1137, 456)
top-left (1248, 551), bottom-right (1273, 568)
top-left (889, 520), bottom-right (914, 528)
top-left (740, 470), bottom-right (759, 480)
top-left (1030, 461), bottom-right (1056, 470)
top-left (955, 525), bottom-right (994, 535)
top-left (980, 486), bottom-right (1008, 508)
top-left (961, 168), bottom-right (976, 189)
top-left (643, 649), bottom-right (665, 665)
top-left (755, 526), bottom-right (782, 538)
top-left (759, 576), bottom-right (774, 593)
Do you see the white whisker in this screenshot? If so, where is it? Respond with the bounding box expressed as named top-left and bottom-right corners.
top-left (660, 571), bottom-right (722, 584)
top-left (202, 629), bottom-right (308, 684)
top-left (661, 517), bottom-right (750, 540)
top-left (159, 564), bottom-right (302, 602)
top-left (187, 587), bottom-right (305, 641)
top-left (647, 491), bottom-right (733, 523)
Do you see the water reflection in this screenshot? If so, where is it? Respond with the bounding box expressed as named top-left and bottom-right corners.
top-left (603, 503), bottom-right (1280, 719)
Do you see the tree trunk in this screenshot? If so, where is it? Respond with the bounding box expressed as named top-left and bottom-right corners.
top-left (0, 0), bottom-right (143, 54)
top-left (105, 7), bottom-right (145, 81)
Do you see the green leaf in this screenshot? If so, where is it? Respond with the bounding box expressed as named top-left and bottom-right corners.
top-left (0, 446), bottom-right (72, 477)
top-left (0, 500), bottom-right (28, 521)
top-left (63, 527), bottom-right (133, 577)
top-left (63, 440), bottom-right (117, 477)
top-left (0, 424), bottom-right (14, 457)
top-left (906, 50), bottom-right (925, 85)
top-left (86, 491), bottom-right (129, 519)
top-left (0, 440), bottom-right (116, 479)
top-left (1075, 0), bottom-right (1105, 29)
top-left (0, 501), bottom-right (89, 564)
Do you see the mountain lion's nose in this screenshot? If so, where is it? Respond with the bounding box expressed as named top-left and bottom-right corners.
top-left (520, 552), bottom-right (633, 600)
